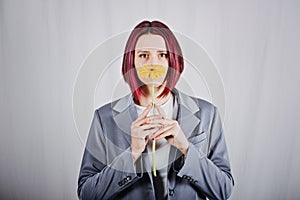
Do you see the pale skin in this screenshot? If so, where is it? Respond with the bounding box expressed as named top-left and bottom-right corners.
top-left (130, 34), bottom-right (189, 163)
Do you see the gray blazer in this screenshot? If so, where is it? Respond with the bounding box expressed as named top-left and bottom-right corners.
top-left (78, 89), bottom-right (234, 200)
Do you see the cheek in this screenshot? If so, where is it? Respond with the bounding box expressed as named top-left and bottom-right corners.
top-left (163, 67), bottom-right (169, 79)
top-left (134, 58), bottom-right (144, 68)
top-left (163, 58), bottom-right (169, 65)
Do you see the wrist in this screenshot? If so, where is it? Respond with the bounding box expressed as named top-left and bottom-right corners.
top-left (183, 145), bottom-right (189, 161)
top-left (130, 147), bottom-right (141, 163)
top-left (179, 142), bottom-right (189, 159)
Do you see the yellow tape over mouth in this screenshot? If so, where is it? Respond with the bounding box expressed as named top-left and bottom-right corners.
top-left (137, 65), bottom-right (166, 80)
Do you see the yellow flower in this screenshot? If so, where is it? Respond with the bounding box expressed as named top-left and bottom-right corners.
top-left (137, 65), bottom-right (166, 80)
top-left (137, 65), bottom-right (166, 177)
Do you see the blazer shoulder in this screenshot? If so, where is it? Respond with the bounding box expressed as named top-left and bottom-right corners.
top-left (95, 101), bottom-right (112, 115)
top-left (181, 91), bottom-right (216, 112)
top-left (94, 95), bottom-right (130, 115)
top-left (193, 96), bottom-right (215, 109)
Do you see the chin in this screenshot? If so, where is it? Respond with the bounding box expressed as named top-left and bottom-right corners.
top-left (139, 78), bottom-right (165, 86)
top-left (142, 81), bottom-right (164, 87)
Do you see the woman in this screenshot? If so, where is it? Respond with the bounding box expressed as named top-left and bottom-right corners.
top-left (78, 20), bottom-right (234, 200)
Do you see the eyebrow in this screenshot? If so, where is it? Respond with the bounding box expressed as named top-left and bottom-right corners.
top-left (136, 50), bottom-right (168, 53)
top-left (157, 50), bottom-right (168, 53)
top-left (136, 50), bottom-right (148, 54)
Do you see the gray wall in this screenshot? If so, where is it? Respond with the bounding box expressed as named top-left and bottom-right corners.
top-left (1, 0), bottom-right (300, 199)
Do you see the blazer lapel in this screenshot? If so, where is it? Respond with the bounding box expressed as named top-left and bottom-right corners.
top-left (112, 94), bottom-right (137, 147)
top-left (168, 89), bottom-right (201, 172)
top-left (175, 89), bottom-right (201, 139)
top-left (112, 95), bottom-right (155, 187)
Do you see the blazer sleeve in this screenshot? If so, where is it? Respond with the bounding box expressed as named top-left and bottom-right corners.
top-left (177, 106), bottom-right (234, 200)
top-left (77, 110), bottom-right (141, 200)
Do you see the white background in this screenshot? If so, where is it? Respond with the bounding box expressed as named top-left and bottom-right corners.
top-left (1, 0), bottom-right (300, 199)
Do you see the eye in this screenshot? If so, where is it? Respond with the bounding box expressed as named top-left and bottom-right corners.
top-left (138, 53), bottom-right (148, 58)
top-left (159, 53), bottom-right (168, 58)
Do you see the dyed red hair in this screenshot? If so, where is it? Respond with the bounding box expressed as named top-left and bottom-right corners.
top-left (122, 20), bottom-right (184, 102)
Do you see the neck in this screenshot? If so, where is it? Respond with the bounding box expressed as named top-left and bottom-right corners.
top-left (135, 84), bottom-right (171, 106)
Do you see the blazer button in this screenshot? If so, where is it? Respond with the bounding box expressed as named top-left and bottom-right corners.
top-left (126, 176), bottom-right (132, 181)
top-left (169, 189), bottom-right (174, 196)
top-left (182, 175), bottom-right (187, 179)
top-left (118, 181), bottom-right (123, 186)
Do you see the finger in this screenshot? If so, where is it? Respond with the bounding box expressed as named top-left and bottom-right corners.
top-left (135, 115), bottom-right (163, 126)
top-left (149, 124), bottom-right (175, 139)
top-left (154, 131), bottom-right (174, 140)
top-left (137, 127), bottom-right (161, 139)
top-left (144, 127), bottom-right (161, 136)
top-left (155, 105), bottom-right (167, 118)
top-left (149, 118), bottom-right (174, 125)
top-left (136, 104), bottom-right (152, 120)
top-left (133, 125), bottom-right (161, 139)
top-left (146, 115), bottom-right (164, 121)
top-left (132, 104), bottom-right (153, 126)
top-left (140, 123), bottom-right (163, 130)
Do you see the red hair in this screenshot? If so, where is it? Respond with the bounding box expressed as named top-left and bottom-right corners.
top-left (122, 21), bottom-right (184, 102)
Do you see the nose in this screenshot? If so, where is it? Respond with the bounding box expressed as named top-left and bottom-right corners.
top-left (148, 54), bottom-right (159, 65)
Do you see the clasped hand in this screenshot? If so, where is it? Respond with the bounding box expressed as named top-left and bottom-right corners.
top-left (131, 104), bottom-right (189, 162)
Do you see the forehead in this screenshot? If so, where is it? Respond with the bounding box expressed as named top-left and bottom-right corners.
top-left (135, 34), bottom-right (166, 51)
